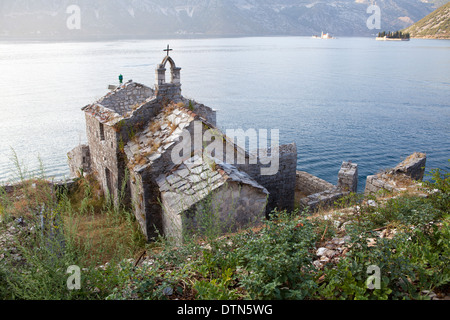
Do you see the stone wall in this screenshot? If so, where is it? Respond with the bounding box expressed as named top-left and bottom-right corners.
top-left (184, 182), bottom-right (267, 235)
top-left (365, 153), bottom-right (426, 195)
top-left (237, 143), bottom-right (298, 215)
top-left (337, 161), bottom-right (358, 192)
top-left (129, 171), bottom-right (144, 234)
top-left (116, 98), bottom-right (162, 143)
top-left (1, 179), bottom-right (76, 196)
top-left (155, 83), bottom-right (182, 103)
top-left (296, 171), bottom-right (335, 195)
top-left (299, 188), bottom-right (346, 212)
top-left (296, 162), bottom-right (359, 212)
top-left (84, 114), bottom-right (121, 199)
top-left (392, 152), bottom-right (427, 181)
top-left (181, 98), bottom-right (217, 126)
top-left (98, 82), bottom-right (154, 115)
top-left (365, 174), bottom-right (397, 194)
top-left (161, 180), bottom-right (267, 244)
top-left (67, 144), bottom-right (91, 178)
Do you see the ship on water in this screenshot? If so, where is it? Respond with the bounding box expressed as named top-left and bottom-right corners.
top-left (312, 31), bottom-right (334, 39)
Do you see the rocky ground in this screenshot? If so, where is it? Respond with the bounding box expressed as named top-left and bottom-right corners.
top-left (0, 217), bottom-right (31, 265)
top-left (309, 196), bottom-right (449, 301)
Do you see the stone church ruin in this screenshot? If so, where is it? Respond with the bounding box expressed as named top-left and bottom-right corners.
top-left (66, 49), bottom-right (426, 243)
top-left (68, 50), bottom-right (298, 242)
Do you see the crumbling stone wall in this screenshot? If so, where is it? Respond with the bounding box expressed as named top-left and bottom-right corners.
top-left (299, 188), bottom-right (346, 212)
top-left (67, 144), bottom-right (91, 178)
top-left (296, 171), bottom-right (335, 195)
top-left (337, 161), bottom-right (358, 192)
top-left (365, 174), bottom-right (397, 194)
top-left (365, 152), bottom-right (426, 195)
top-left (161, 180), bottom-right (267, 244)
top-left (129, 171), bottom-right (147, 237)
top-left (185, 182), bottom-right (267, 232)
top-left (392, 152), bottom-right (426, 181)
top-left (296, 162), bottom-right (359, 212)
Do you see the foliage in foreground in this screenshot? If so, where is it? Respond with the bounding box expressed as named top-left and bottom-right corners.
top-left (0, 160), bottom-right (449, 300)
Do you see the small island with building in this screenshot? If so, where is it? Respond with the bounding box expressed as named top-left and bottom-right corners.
top-left (376, 30), bottom-right (411, 41)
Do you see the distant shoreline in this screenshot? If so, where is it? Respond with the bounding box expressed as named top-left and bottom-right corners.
top-left (0, 34), bottom-right (380, 43)
top-left (1, 35), bottom-right (448, 44)
top-left (376, 37), bottom-right (410, 41)
top-left (410, 35), bottom-right (450, 40)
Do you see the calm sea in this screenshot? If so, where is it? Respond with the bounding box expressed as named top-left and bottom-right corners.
top-left (0, 37), bottom-right (449, 191)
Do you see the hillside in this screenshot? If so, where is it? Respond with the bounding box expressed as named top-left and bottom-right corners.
top-left (403, 2), bottom-right (450, 38)
top-left (0, 0), bottom-right (442, 40)
top-left (1, 165), bottom-right (449, 300)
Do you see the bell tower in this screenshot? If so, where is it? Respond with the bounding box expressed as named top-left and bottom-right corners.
top-left (155, 45), bottom-right (182, 101)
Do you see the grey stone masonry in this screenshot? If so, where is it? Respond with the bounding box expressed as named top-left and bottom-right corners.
top-left (84, 81), bottom-right (154, 117)
top-left (365, 153), bottom-right (427, 195)
top-left (365, 174), bottom-right (397, 194)
top-left (296, 171), bottom-right (335, 195)
top-left (156, 83), bottom-right (182, 103)
top-left (155, 155), bottom-right (268, 243)
top-left (237, 143), bottom-right (298, 215)
top-left (337, 161), bottom-right (358, 193)
top-left (393, 152), bottom-right (426, 181)
top-left (299, 188), bottom-right (346, 212)
top-left (67, 144), bottom-right (91, 178)
top-left (296, 161), bottom-right (358, 212)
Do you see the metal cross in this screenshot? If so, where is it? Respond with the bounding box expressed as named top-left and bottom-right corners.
top-left (164, 44), bottom-right (173, 56)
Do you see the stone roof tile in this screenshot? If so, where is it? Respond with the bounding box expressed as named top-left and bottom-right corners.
top-left (155, 155), bottom-right (268, 215)
top-left (125, 104), bottom-right (196, 171)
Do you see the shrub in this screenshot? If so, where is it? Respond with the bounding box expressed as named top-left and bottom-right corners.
top-left (237, 211), bottom-right (319, 299)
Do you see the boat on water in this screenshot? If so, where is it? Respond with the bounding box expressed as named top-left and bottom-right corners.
top-left (312, 31), bottom-right (335, 39)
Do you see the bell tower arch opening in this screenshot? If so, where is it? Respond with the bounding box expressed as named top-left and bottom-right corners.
top-left (155, 45), bottom-right (182, 100)
top-left (156, 56), bottom-right (181, 85)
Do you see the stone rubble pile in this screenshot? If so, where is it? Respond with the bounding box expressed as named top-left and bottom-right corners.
top-left (313, 235), bottom-right (351, 270)
top-left (0, 218), bottom-right (33, 265)
top-left (365, 152), bottom-right (427, 195)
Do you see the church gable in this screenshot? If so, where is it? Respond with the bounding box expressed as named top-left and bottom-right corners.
top-left (82, 81), bottom-right (155, 125)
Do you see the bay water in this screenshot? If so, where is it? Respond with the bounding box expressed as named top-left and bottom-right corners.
top-left (0, 36), bottom-right (449, 191)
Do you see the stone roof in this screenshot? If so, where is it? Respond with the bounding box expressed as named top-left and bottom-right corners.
top-left (124, 100), bottom-right (253, 176)
top-left (82, 81), bottom-right (155, 125)
top-left (155, 154), bottom-right (268, 214)
top-left (124, 103), bottom-right (196, 172)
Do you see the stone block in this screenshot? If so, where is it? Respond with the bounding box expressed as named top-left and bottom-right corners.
top-left (337, 161), bottom-right (358, 193)
top-left (393, 152), bottom-right (426, 181)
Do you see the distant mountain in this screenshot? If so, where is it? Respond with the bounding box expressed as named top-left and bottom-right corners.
top-left (403, 2), bottom-right (450, 38)
top-left (0, 0), bottom-right (446, 40)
